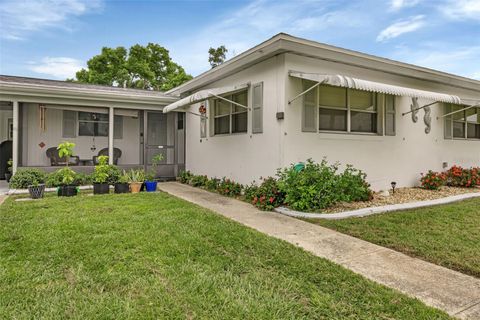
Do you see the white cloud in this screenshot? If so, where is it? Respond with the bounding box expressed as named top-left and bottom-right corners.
top-left (439, 0), bottom-right (480, 20)
top-left (167, 0), bottom-right (366, 76)
top-left (390, 0), bottom-right (420, 10)
top-left (0, 0), bottom-right (103, 40)
top-left (28, 57), bottom-right (84, 79)
top-left (376, 15), bottom-right (425, 42)
top-left (391, 45), bottom-right (480, 80)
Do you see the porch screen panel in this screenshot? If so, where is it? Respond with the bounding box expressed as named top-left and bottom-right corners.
top-left (252, 82), bottom-right (263, 134)
top-left (146, 112), bottom-right (176, 165)
top-left (62, 110), bottom-right (77, 138)
top-left (114, 115), bottom-right (123, 139)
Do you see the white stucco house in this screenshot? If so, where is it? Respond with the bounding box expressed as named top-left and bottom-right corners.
top-left (1, 33), bottom-right (479, 190)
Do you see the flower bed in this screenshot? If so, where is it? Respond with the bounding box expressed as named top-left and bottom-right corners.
top-left (178, 159), bottom-right (373, 212)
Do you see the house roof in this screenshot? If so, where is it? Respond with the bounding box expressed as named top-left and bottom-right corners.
top-left (167, 33), bottom-right (480, 95)
top-left (0, 75), bottom-right (177, 108)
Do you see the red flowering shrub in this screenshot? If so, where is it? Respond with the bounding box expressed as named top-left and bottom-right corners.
top-left (216, 177), bottom-right (242, 197)
top-left (244, 177), bottom-right (285, 211)
top-left (445, 165), bottom-right (480, 188)
top-left (420, 170), bottom-right (446, 190)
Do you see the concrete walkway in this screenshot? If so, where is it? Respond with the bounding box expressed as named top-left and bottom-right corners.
top-left (158, 182), bottom-right (480, 320)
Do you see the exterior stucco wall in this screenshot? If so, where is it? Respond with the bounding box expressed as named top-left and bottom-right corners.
top-left (183, 52), bottom-right (479, 190)
top-left (22, 103), bottom-right (141, 166)
top-left (284, 53), bottom-right (480, 190)
top-left (183, 55), bottom-right (286, 184)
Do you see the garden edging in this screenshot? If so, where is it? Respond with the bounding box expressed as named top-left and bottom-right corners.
top-left (275, 192), bottom-right (480, 219)
top-left (8, 185), bottom-right (94, 195)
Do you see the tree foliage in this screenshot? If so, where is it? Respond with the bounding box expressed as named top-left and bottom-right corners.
top-left (74, 43), bottom-right (192, 91)
top-left (208, 45), bottom-right (228, 68)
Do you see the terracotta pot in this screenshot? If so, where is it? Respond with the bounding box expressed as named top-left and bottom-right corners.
top-left (130, 182), bottom-right (142, 193)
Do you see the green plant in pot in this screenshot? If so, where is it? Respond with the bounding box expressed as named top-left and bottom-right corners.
top-left (126, 169), bottom-right (145, 193)
top-left (55, 141), bottom-right (78, 197)
top-left (145, 153), bottom-right (164, 192)
top-left (56, 167), bottom-right (77, 196)
top-left (114, 170), bottom-right (130, 194)
top-left (5, 158), bottom-right (13, 182)
top-left (92, 155), bottom-right (110, 195)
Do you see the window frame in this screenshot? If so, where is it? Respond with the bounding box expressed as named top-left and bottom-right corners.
top-left (445, 104), bottom-right (480, 141)
top-left (78, 112), bottom-right (109, 137)
top-left (212, 89), bottom-right (249, 136)
top-left (314, 84), bottom-right (380, 135)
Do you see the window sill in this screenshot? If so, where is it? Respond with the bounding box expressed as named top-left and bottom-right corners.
top-left (212, 132), bottom-right (249, 137)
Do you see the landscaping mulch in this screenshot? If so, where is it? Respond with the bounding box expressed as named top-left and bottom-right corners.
top-left (323, 186), bottom-right (480, 213)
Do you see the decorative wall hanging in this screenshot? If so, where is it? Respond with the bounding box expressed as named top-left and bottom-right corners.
top-left (410, 98), bottom-right (419, 123)
top-left (38, 104), bottom-right (46, 132)
top-left (424, 106), bottom-right (432, 134)
top-left (199, 104), bottom-right (206, 114)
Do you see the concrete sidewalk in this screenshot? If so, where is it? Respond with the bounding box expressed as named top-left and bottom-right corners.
top-left (158, 182), bottom-right (480, 320)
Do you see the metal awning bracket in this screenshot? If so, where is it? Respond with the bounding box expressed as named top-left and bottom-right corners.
top-left (441, 103), bottom-right (480, 118)
top-left (210, 93), bottom-right (250, 111)
top-left (186, 111), bottom-right (208, 119)
top-left (288, 79), bottom-right (325, 105)
top-left (402, 100), bottom-right (439, 117)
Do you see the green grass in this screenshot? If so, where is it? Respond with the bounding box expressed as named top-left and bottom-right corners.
top-left (312, 198), bottom-right (480, 278)
top-left (0, 192), bottom-right (450, 319)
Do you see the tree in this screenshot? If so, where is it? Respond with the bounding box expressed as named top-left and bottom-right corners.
top-left (74, 43), bottom-right (192, 91)
top-left (208, 45), bottom-right (228, 68)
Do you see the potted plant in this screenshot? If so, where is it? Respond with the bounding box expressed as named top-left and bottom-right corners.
top-left (5, 159), bottom-right (12, 182)
top-left (127, 169), bottom-right (145, 193)
top-left (145, 154), bottom-right (164, 192)
top-left (114, 170), bottom-right (130, 194)
top-left (57, 167), bottom-right (78, 196)
top-left (92, 155), bottom-right (110, 195)
top-left (28, 178), bottom-right (46, 199)
top-left (55, 141), bottom-right (78, 197)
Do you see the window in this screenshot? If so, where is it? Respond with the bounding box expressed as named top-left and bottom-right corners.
top-left (212, 89), bottom-right (248, 135)
top-left (303, 81), bottom-right (390, 135)
top-left (78, 112), bottom-right (109, 136)
top-left (445, 104), bottom-right (480, 140)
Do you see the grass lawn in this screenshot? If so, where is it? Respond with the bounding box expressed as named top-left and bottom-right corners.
top-left (0, 192), bottom-right (450, 319)
top-left (312, 198), bottom-right (480, 278)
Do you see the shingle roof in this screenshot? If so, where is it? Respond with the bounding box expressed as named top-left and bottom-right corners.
top-left (0, 74), bottom-right (172, 98)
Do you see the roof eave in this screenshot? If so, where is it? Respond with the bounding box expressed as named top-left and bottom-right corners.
top-left (0, 81), bottom-right (178, 105)
top-left (168, 33), bottom-right (480, 95)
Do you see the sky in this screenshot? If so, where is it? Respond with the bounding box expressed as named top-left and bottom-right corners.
top-left (0, 0), bottom-right (479, 81)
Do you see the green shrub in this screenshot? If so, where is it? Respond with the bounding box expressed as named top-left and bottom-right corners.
top-left (277, 159), bottom-right (372, 211)
top-left (277, 159), bottom-right (339, 211)
top-left (9, 169), bottom-right (47, 189)
top-left (217, 177), bottom-right (242, 197)
top-left (336, 165), bottom-right (373, 202)
top-left (190, 175), bottom-right (208, 187)
top-left (205, 177), bottom-right (219, 191)
top-left (178, 170), bottom-right (193, 184)
top-left (75, 173), bottom-right (93, 186)
top-left (244, 177), bottom-right (285, 211)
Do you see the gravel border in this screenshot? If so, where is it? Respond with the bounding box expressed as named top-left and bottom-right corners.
top-left (274, 192), bottom-right (480, 220)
